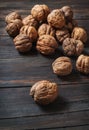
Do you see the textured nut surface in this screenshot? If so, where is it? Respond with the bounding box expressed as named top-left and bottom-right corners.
top-left (6, 19), bottom-right (23, 37)
top-left (76, 55), bottom-right (89, 74)
top-left (20, 25), bottom-right (38, 42)
top-left (36, 35), bottom-right (58, 55)
top-left (38, 23), bottom-right (55, 37)
top-left (52, 57), bottom-right (72, 76)
top-left (30, 80), bottom-right (58, 105)
top-left (5, 11), bottom-right (22, 24)
top-left (31, 4), bottom-right (50, 22)
top-left (71, 27), bottom-right (87, 43)
top-left (47, 9), bottom-right (65, 29)
top-left (61, 6), bottom-right (73, 21)
top-left (13, 34), bottom-right (32, 52)
top-left (62, 38), bottom-right (84, 56)
top-left (56, 28), bottom-right (70, 43)
top-left (65, 19), bottom-right (78, 32)
top-left (22, 15), bottom-right (39, 29)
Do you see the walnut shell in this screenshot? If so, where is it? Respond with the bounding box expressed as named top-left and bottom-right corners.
top-left (62, 38), bottom-right (84, 56)
top-left (65, 19), bottom-right (78, 32)
top-left (61, 6), bottom-right (73, 21)
top-left (30, 80), bottom-right (58, 105)
top-left (47, 9), bottom-right (65, 29)
top-left (13, 34), bottom-right (32, 53)
top-left (71, 27), bottom-right (87, 43)
top-left (38, 23), bottom-right (55, 37)
top-left (22, 15), bottom-right (39, 29)
top-left (52, 56), bottom-right (72, 76)
top-left (31, 4), bottom-right (50, 22)
top-left (56, 28), bottom-right (70, 43)
top-left (76, 55), bottom-right (89, 74)
top-left (6, 19), bottom-right (23, 37)
top-left (36, 35), bottom-right (58, 55)
top-left (5, 11), bottom-right (22, 24)
top-left (20, 25), bottom-right (38, 42)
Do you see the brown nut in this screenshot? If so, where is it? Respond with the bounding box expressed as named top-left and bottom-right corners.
top-left (76, 54), bottom-right (89, 74)
top-left (30, 80), bottom-right (58, 105)
top-left (6, 19), bottom-right (23, 37)
top-left (38, 23), bottom-right (55, 37)
top-left (56, 28), bottom-right (70, 43)
top-left (36, 35), bottom-right (58, 55)
top-left (71, 27), bottom-right (87, 43)
top-left (62, 38), bottom-right (84, 56)
top-left (20, 25), bottom-right (38, 42)
top-left (65, 19), bottom-right (78, 32)
top-left (5, 11), bottom-right (22, 24)
top-left (31, 4), bottom-right (50, 22)
top-left (47, 9), bottom-right (65, 29)
top-left (22, 15), bottom-right (39, 29)
top-left (61, 6), bottom-right (73, 21)
top-left (52, 56), bottom-right (72, 76)
top-left (13, 34), bottom-right (32, 53)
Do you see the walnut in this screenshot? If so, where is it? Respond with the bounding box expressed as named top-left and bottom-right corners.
top-left (71, 27), bottom-right (87, 43)
top-left (36, 35), bottom-right (58, 55)
top-left (65, 19), bottom-right (78, 32)
top-left (76, 55), bottom-right (89, 74)
top-left (6, 19), bottom-right (23, 37)
top-left (52, 57), bottom-right (72, 76)
top-left (5, 11), bottom-right (22, 24)
top-left (22, 15), bottom-right (39, 29)
top-left (31, 4), bottom-right (50, 22)
top-left (62, 38), bottom-right (84, 56)
top-left (56, 28), bottom-right (70, 43)
top-left (20, 25), bottom-right (38, 42)
top-left (38, 23), bottom-right (55, 37)
top-left (30, 80), bottom-right (58, 105)
top-left (47, 9), bottom-right (65, 29)
top-left (61, 6), bottom-right (73, 21)
top-left (13, 34), bottom-right (32, 53)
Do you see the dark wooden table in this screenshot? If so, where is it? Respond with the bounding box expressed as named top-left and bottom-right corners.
top-left (0, 0), bottom-right (89, 130)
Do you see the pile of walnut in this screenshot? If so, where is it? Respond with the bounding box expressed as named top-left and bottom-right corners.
top-left (5, 5), bottom-right (89, 105)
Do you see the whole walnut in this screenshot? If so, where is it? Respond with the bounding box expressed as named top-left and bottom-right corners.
top-left (76, 55), bottom-right (89, 74)
top-left (62, 38), bottom-right (84, 56)
top-left (71, 27), bottom-right (87, 43)
top-left (65, 19), bottom-right (78, 32)
top-left (6, 19), bottom-right (23, 37)
top-left (56, 28), bottom-right (70, 43)
top-left (47, 9), bottom-right (65, 29)
top-left (20, 25), bottom-right (38, 42)
top-left (5, 11), bottom-right (22, 24)
top-left (52, 57), bottom-right (72, 76)
top-left (38, 23), bottom-right (55, 37)
top-left (30, 80), bottom-right (58, 105)
top-left (31, 4), bottom-right (50, 22)
top-left (13, 34), bottom-right (32, 53)
top-left (36, 35), bottom-right (58, 55)
top-left (61, 6), bottom-right (73, 21)
top-left (22, 15), bottom-right (39, 29)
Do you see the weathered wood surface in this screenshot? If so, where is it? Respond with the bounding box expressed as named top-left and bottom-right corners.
top-left (0, 0), bottom-right (89, 129)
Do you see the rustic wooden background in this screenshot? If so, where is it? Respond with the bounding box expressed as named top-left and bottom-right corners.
top-left (0, 0), bottom-right (89, 129)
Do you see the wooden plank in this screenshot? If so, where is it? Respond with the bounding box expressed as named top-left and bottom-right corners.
top-left (0, 84), bottom-right (89, 119)
top-left (0, 111), bottom-right (89, 130)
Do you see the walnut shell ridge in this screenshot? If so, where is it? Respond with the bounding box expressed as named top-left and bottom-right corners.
top-left (62, 38), bottom-right (84, 56)
top-left (5, 11), bottom-right (22, 24)
top-left (47, 9), bottom-right (65, 29)
top-left (52, 56), bottom-right (72, 76)
top-left (13, 34), bottom-right (32, 53)
top-left (76, 55), bottom-right (89, 74)
top-left (36, 35), bottom-right (58, 55)
top-left (71, 27), bottom-right (87, 43)
top-left (30, 80), bottom-right (58, 105)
